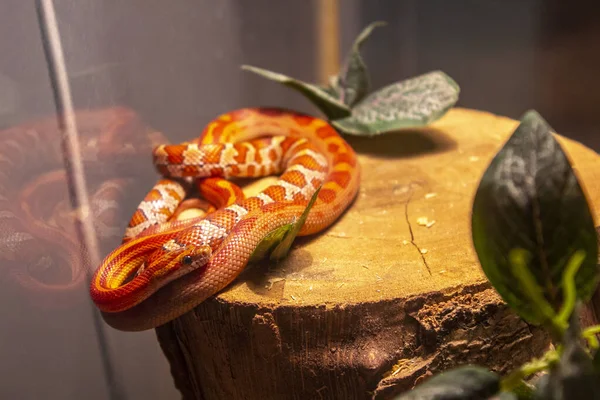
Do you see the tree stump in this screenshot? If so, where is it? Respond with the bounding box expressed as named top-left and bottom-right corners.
top-left (154, 108), bottom-right (600, 400)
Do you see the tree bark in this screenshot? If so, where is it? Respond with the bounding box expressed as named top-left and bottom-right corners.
top-left (155, 108), bottom-right (600, 400)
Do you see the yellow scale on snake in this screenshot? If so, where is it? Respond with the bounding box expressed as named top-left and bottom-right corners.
top-left (90, 108), bottom-right (360, 331)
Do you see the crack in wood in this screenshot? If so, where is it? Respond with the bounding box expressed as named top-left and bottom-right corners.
top-left (324, 233), bottom-right (353, 239)
top-left (404, 185), bottom-right (432, 275)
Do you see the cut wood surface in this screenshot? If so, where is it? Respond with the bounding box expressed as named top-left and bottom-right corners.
top-left (155, 108), bottom-right (600, 400)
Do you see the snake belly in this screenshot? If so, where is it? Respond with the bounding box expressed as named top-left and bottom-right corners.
top-left (90, 108), bottom-right (360, 331)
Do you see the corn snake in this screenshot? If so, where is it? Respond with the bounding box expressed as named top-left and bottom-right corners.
top-left (90, 108), bottom-right (360, 331)
top-left (0, 108), bottom-right (163, 307)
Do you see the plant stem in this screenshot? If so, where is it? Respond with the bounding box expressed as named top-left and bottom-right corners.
top-left (509, 249), bottom-right (562, 337)
top-left (554, 250), bottom-right (586, 327)
top-left (501, 348), bottom-right (560, 392)
top-left (583, 325), bottom-right (600, 350)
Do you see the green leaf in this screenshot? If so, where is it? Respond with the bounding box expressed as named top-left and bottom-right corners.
top-left (337, 21), bottom-right (386, 107)
top-left (270, 186), bottom-right (320, 261)
top-left (471, 110), bottom-right (599, 326)
top-left (393, 366), bottom-right (501, 399)
top-left (320, 75), bottom-right (341, 98)
top-left (241, 65), bottom-right (351, 120)
top-left (248, 223), bottom-right (294, 264)
top-left (331, 70), bottom-right (460, 136)
top-left (536, 320), bottom-right (600, 399)
top-left (248, 187), bottom-right (321, 263)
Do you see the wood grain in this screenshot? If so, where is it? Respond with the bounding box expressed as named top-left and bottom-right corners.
top-left (156, 108), bottom-right (600, 400)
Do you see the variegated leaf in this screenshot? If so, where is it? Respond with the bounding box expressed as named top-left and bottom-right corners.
top-left (332, 71), bottom-right (459, 136)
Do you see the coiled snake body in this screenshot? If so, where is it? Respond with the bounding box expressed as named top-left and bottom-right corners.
top-left (90, 108), bottom-right (360, 331)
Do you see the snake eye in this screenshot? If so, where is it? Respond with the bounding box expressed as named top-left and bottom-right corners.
top-left (182, 255), bottom-right (193, 265)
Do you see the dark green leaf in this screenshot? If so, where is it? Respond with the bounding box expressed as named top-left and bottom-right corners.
top-left (471, 110), bottom-right (599, 325)
top-left (331, 71), bottom-right (460, 136)
top-left (536, 321), bottom-right (600, 399)
top-left (241, 65), bottom-right (351, 119)
top-left (337, 21), bottom-right (386, 107)
top-left (393, 366), bottom-right (500, 400)
top-left (593, 348), bottom-right (600, 373)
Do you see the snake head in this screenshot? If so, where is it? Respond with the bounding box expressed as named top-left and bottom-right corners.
top-left (177, 245), bottom-right (212, 270)
top-left (148, 241), bottom-right (212, 283)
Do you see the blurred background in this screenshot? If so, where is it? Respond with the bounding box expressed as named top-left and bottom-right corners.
top-left (0, 1), bottom-right (598, 399)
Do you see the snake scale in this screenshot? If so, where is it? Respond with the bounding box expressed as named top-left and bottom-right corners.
top-left (90, 108), bottom-right (360, 331)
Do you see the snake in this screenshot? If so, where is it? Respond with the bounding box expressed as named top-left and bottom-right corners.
top-left (0, 107), bottom-right (164, 307)
top-left (90, 108), bottom-right (360, 332)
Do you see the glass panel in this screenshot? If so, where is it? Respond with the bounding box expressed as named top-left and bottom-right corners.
top-left (0, 1), bottom-right (321, 399)
top-left (1, 1), bottom-right (599, 398)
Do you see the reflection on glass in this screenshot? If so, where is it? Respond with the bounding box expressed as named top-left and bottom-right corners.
top-left (0, 107), bottom-right (165, 309)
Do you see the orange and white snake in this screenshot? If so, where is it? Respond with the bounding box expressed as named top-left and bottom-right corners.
top-left (90, 108), bottom-right (360, 331)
